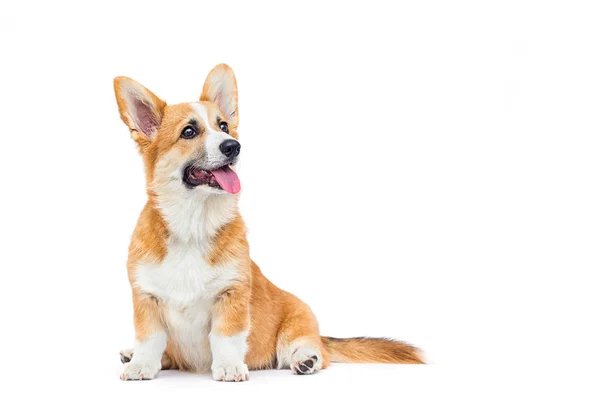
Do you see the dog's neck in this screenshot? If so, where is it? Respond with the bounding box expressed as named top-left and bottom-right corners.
top-left (154, 188), bottom-right (239, 248)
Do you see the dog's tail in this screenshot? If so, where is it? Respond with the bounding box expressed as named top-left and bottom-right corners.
top-left (321, 336), bottom-right (425, 364)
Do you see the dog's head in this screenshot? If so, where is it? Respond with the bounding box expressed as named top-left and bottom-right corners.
top-left (114, 64), bottom-right (241, 196)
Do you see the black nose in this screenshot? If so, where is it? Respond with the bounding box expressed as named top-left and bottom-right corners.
top-left (219, 139), bottom-right (241, 158)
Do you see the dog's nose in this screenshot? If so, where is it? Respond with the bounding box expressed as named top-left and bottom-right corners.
top-left (220, 139), bottom-right (241, 158)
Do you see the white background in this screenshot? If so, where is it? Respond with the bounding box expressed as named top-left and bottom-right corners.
top-left (1, 0), bottom-right (599, 398)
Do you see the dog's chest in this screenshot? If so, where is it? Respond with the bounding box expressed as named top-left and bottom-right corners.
top-left (136, 240), bottom-right (238, 305)
top-left (135, 240), bottom-right (239, 371)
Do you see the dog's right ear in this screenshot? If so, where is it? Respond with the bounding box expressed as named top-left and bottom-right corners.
top-left (114, 77), bottom-right (166, 144)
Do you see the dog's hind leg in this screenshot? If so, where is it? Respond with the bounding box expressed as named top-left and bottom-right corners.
top-left (120, 349), bottom-right (134, 364)
top-left (275, 298), bottom-right (330, 375)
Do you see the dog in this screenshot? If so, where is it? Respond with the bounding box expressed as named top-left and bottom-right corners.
top-left (114, 64), bottom-right (424, 382)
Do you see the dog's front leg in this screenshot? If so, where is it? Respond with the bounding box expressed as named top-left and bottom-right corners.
top-left (209, 285), bottom-right (250, 382)
top-left (120, 290), bottom-right (166, 380)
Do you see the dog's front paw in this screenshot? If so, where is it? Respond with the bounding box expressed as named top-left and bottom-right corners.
top-left (120, 361), bottom-right (160, 381)
top-left (212, 362), bottom-right (249, 382)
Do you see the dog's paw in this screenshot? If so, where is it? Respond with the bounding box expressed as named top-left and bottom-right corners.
top-left (120, 349), bottom-right (134, 364)
top-left (120, 361), bottom-right (160, 381)
top-left (212, 362), bottom-right (249, 382)
top-left (291, 347), bottom-right (322, 375)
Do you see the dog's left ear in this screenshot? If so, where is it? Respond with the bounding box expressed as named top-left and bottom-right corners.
top-left (201, 64), bottom-right (239, 128)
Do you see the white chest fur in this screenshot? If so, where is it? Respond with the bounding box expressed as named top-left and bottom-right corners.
top-left (135, 239), bottom-right (240, 371)
top-left (135, 239), bottom-right (239, 306)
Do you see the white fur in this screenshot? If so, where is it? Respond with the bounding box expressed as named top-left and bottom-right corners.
top-left (130, 103), bottom-right (245, 375)
top-left (135, 240), bottom-right (240, 306)
top-left (209, 330), bottom-right (249, 381)
top-left (191, 103), bottom-right (235, 169)
top-left (137, 143), bottom-right (243, 372)
top-left (152, 153), bottom-right (239, 243)
top-left (121, 331), bottom-right (167, 380)
top-left (134, 159), bottom-right (243, 371)
top-left (276, 337), bottom-right (322, 372)
top-left (135, 240), bottom-right (242, 372)
top-left (149, 102), bottom-right (240, 243)
top-left (193, 102), bottom-right (211, 127)
top-left (289, 346), bottom-right (322, 374)
top-left (205, 128), bottom-right (235, 167)
top-left (163, 299), bottom-right (213, 371)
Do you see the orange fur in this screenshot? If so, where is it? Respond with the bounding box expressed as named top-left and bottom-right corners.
top-left (322, 337), bottom-right (424, 364)
top-left (131, 288), bottom-right (162, 342)
top-left (205, 214), bottom-right (248, 265)
top-left (114, 64), bottom-right (424, 380)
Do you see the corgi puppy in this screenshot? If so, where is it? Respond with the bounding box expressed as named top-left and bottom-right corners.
top-left (114, 64), bottom-right (424, 382)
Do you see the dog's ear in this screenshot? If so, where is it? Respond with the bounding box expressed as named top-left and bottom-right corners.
top-left (201, 64), bottom-right (239, 128)
top-left (114, 77), bottom-right (166, 144)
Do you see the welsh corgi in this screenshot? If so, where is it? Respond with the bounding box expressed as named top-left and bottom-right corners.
top-left (114, 64), bottom-right (424, 382)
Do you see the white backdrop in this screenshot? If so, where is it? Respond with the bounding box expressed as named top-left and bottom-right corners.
top-left (1, 1), bottom-right (598, 398)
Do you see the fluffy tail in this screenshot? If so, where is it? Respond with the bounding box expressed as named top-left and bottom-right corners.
top-left (321, 336), bottom-right (425, 364)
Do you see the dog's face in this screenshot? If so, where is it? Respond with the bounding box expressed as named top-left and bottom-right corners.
top-left (114, 64), bottom-right (241, 195)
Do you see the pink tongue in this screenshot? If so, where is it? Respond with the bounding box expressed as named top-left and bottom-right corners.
top-left (210, 166), bottom-right (241, 194)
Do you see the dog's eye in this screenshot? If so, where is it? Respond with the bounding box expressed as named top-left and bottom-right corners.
top-left (219, 121), bottom-right (229, 133)
top-left (180, 126), bottom-right (198, 139)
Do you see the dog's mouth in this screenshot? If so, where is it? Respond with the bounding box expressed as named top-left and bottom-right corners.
top-left (183, 164), bottom-right (241, 194)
